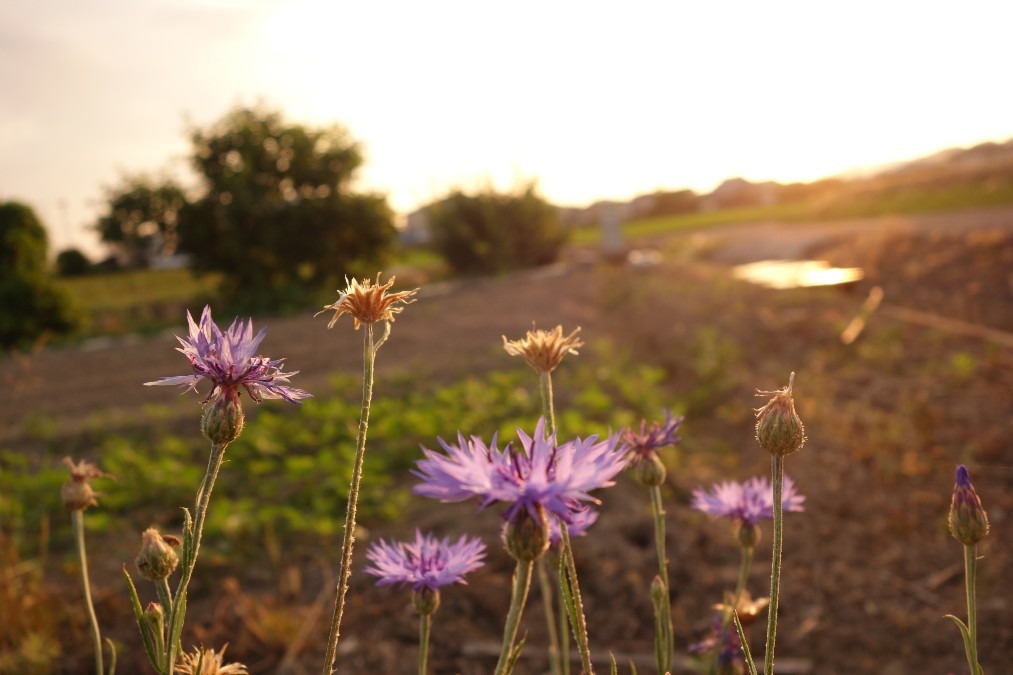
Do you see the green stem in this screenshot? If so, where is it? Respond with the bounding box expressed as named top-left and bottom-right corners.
top-left (763, 455), bottom-right (785, 675)
top-left (733, 546), bottom-right (753, 611)
top-left (71, 509), bottom-right (104, 675)
top-left (539, 371), bottom-right (556, 437)
top-left (538, 557), bottom-right (563, 675)
top-left (494, 559), bottom-right (534, 675)
top-left (649, 485), bottom-right (673, 674)
top-left (419, 612), bottom-right (431, 675)
top-left (165, 440), bottom-right (228, 673)
top-left (322, 324), bottom-right (379, 675)
top-left (558, 566), bottom-right (571, 675)
top-left (559, 526), bottom-right (594, 675)
top-left (964, 544), bottom-right (980, 675)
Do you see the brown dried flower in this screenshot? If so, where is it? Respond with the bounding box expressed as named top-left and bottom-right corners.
top-left (317, 273), bottom-right (419, 330)
top-left (61, 457), bottom-right (113, 511)
top-left (754, 372), bottom-right (806, 457)
top-left (502, 324), bottom-right (584, 374)
top-left (715, 590), bottom-right (770, 627)
top-left (175, 644), bottom-right (248, 675)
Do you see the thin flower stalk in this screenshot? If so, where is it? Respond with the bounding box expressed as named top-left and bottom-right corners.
top-left (419, 612), bottom-right (432, 675)
top-left (537, 369), bottom-right (565, 675)
top-left (558, 524), bottom-right (594, 675)
top-left (71, 509), bottom-right (106, 675)
top-left (495, 560), bottom-right (534, 675)
top-left (946, 464), bottom-right (989, 675)
top-left (321, 321), bottom-right (387, 674)
top-left (962, 544), bottom-right (982, 675)
top-left (649, 484), bottom-right (673, 674)
top-left (763, 454), bottom-right (785, 675)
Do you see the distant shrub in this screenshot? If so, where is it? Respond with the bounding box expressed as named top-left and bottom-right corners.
top-left (55, 248), bottom-right (92, 277)
top-left (428, 183), bottom-right (568, 275)
top-left (0, 202), bottom-right (79, 348)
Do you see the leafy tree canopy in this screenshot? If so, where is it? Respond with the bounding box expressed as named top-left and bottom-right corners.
top-left (94, 175), bottom-right (188, 267)
top-left (427, 183), bottom-right (568, 276)
top-left (177, 106), bottom-right (395, 309)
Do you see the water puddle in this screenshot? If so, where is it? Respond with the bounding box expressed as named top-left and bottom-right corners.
top-left (733, 260), bottom-right (864, 289)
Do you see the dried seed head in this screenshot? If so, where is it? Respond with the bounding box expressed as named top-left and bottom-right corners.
top-left (201, 389), bottom-right (245, 445)
top-left (136, 527), bottom-right (181, 582)
top-left (175, 644), bottom-right (248, 675)
top-left (949, 464), bottom-right (989, 546)
top-left (318, 273), bottom-right (419, 330)
top-left (754, 372), bottom-right (806, 457)
top-left (715, 590), bottom-right (769, 627)
top-left (61, 457), bottom-right (113, 511)
top-left (502, 324), bottom-right (583, 374)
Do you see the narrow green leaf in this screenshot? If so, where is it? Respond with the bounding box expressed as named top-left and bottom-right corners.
top-left (609, 651), bottom-right (618, 675)
top-left (503, 634), bottom-right (528, 675)
top-left (123, 567), bottom-right (162, 673)
top-left (732, 610), bottom-right (759, 675)
top-left (945, 614), bottom-right (975, 672)
top-left (104, 637), bottom-right (117, 675)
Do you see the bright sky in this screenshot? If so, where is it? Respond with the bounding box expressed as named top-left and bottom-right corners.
top-left (2, 0), bottom-right (1012, 256)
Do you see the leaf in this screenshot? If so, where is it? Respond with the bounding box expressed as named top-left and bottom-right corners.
top-left (104, 637), bottom-right (117, 675)
top-left (945, 614), bottom-right (976, 675)
top-left (123, 566), bottom-right (163, 674)
top-left (731, 610), bottom-right (759, 675)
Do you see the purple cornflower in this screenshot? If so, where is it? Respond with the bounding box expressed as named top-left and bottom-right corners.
top-left (688, 617), bottom-right (743, 670)
top-left (547, 505), bottom-right (599, 547)
top-left (145, 306), bottom-right (310, 404)
top-left (364, 530), bottom-right (486, 592)
top-left (691, 476), bottom-right (805, 525)
top-left (413, 417), bottom-right (628, 526)
top-left (620, 410), bottom-right (683, 467)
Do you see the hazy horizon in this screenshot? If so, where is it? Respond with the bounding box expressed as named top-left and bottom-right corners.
top-left (3, 0), bottom-right (1012, 257)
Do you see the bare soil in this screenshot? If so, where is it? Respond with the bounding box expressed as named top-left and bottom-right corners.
top-left (4, 206), bottom-right (1013, 675)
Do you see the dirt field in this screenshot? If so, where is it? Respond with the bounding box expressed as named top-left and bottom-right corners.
top-left (3, 206), bottom-right (1012, 674)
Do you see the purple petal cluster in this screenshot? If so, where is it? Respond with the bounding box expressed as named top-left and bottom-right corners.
top-left (547, 506), bottom-right (599, 547)
top-left (145, 306), bottom-right (310, 404)
top-left (691, 475), bottom-right (805, 525)
top-left (620, 410), bottom-right (683, 466)
top-left (364, 530), bottom-right (486, 592)
top-left (413, 418), bottom-right (628, 525)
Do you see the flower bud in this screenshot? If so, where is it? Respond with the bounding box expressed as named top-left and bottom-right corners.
top-left (635, 454), bottom-right (667, 487)
top-left (504, 506), bottom-right (550, 562)
top-left (142, 601), bottom-right (164, 635)
top-left (650, 575), bottom-right (667, 605)
top-left (136, 527), bottom-right (181, 581)
top-left (201, 390), bottom-right (245, 444)
top-left (735, 521), bottom-right (760, 551)
top-left (411, 587), bottom-right (441, 616)
top-left (754, 373), bottom-right (806, 457)
top-left (61, 479), bottom-right (99, 511)
top-left (949, 465), bottom-right (989, 546)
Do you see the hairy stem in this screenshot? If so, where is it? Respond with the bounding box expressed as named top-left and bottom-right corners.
top-left (165, 440), bottom-right (228, 672)
top-left (494, 559), bottom-right (534, 675)
top-left (419, 612), bottom-right (431, 675)
top-left (649, 485), bottom-right (673, 675)
top-left (559, 526), bottom-right (594, 675)
top-left (71, 509), bottom-right (104, 675)
top-left (964, 544), bottom-right (981, 675)
top-left (539, 371), bottom-right (556, 437)
top-left (763, 455), bottom-right (785, 675)
top-left (538, 557), bottom-right (563, 675)
top-left (322, 324), bottom-right (378, 674)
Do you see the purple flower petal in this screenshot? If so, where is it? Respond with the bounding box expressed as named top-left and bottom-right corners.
top-left (691, 475), bottom-right (805, 525)
top-left (364, 530), bottom-right (486, 592)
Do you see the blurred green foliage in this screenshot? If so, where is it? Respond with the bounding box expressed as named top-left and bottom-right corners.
top-left (1, 352), bottom-right (672, 553)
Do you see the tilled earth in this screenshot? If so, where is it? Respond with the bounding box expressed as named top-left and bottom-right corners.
top-left (3, 207), bottom-right (1012, 675)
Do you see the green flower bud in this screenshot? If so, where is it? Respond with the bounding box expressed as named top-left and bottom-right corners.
top-left (412, 587), bottom-right (441, 616)
top-left (201, 390), bottom-right (245, 444)
top-left (504, 506), bottom-right (550, 562)
top-left (136, 527), bottom-right (181, 582)
top-left (650, 575), bottom-right (667, 605)
top-left (735, 521), bottom-right (760, 551)
top-left (754, 372), bottom-right (806, 457)
top-left (142, 601), bottom-right (164, 635)
top-left (635, 454), bottom-right (667, 487)
top-left (949, 465), bottom-right (989, 546)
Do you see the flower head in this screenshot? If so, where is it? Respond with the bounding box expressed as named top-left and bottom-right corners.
top-left (691, 475), bottom-right (805, 526)
top-left (503, 324), bottom-right (584, 374)
top-left (413, 418), bottom-right (627, 527)
top-left (949, 464), bottom-right (989, 546)
top-left (61, 457), bottom-right (113, 511)
top-left (136, 527), bottom-right (181, 582)
top-left (620, 411), bottom-right (684, 467)
top-left (317, 273), bottom-right (419, 330)
top-left (688, 617), bottom-right (744, 674)
top-left (145, 306), bottom-right (309, 405)
top-left (364, 529), bottom-right (486, 593)
top-left (175, 644), bottom-right (247, 675)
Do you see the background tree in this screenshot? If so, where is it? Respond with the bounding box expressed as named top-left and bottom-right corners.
top-left (55, 248), bottom-right (92, 277)
top-left (0, 201), bottom-right (78, 348)
top-left (427, 183), bottom-right (568, 275)
top-left (177, 106), bottom-right (395, 309)
top-left (94, 176), bottom-right (188, 268)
